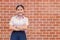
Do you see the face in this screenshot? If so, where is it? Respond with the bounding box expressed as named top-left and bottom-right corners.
top-left (16, 6), bottom-right (24, 16)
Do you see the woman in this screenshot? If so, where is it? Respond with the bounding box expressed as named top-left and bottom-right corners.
top-left (9, 5), bottom-right (29, 40)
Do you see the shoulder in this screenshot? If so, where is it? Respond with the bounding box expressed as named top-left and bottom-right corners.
top-left (24, 16), bottom-right (28, 20)
top-left (11, 15), bottom-right (17, 19)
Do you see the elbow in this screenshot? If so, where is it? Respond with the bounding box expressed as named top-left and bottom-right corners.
top-left (9, 27), bottom-right (12, 30)
top-left (9, 26), bottom-right (13, 30)
top-left (25, 26), bottom-right (28, 30)
top-left (24, 26), bottom-right (28, 30)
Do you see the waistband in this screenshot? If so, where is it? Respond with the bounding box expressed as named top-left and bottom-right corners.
top-left (13, 31), bottom-right (25, 32)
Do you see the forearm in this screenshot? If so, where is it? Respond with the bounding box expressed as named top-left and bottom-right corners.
top-left (9, 25), bottom-right (27, 31)
top-left (9, 26), bottom-right (21, 31)
top-left (12, 27), bottom-right (19, 31)
top-left (16, 26), bottom-right (27, 30)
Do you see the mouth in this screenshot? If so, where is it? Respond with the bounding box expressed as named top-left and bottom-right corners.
top-left (18, 12), bottom-right (22, 13)
top-left (18, 13), bottom-right (22, 15)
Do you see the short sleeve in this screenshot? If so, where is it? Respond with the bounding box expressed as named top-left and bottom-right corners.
top-left (24, 18), bottom-right (29, 26)
top-left (9, 17), bottom-right (14, 26)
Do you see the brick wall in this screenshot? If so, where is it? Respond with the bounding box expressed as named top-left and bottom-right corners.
top-left (0, 0), bottom-right (60, 40)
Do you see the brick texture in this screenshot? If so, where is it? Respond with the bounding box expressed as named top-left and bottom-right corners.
top-left (0, 0), bottom-right (60, 40)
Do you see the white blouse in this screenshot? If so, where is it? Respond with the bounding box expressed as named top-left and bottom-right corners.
top-left (9, 15), bottom-right (29, 26)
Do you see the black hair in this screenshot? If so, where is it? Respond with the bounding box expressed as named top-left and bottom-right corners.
top-left (16, 5), bottom-right (24, 10)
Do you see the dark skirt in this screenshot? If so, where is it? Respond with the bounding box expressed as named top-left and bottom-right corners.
top-left (10, 31), bottom-right (27, 40)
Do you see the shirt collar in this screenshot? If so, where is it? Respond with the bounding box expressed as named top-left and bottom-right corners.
top-left (16, 15), bottom-right (24, 19)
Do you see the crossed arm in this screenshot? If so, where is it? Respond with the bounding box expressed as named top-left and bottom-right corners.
top-left (9, 24), bottom-right (28, 31)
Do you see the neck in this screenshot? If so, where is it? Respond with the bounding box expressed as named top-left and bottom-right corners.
top-left (17, 15), bottom-right (23, 18)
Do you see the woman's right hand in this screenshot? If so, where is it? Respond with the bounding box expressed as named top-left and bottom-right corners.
top-left (9, 25), bottom-right (20, 31)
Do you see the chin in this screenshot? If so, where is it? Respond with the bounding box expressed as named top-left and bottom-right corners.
top-left (19, 15), bottom-right (22, 16)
